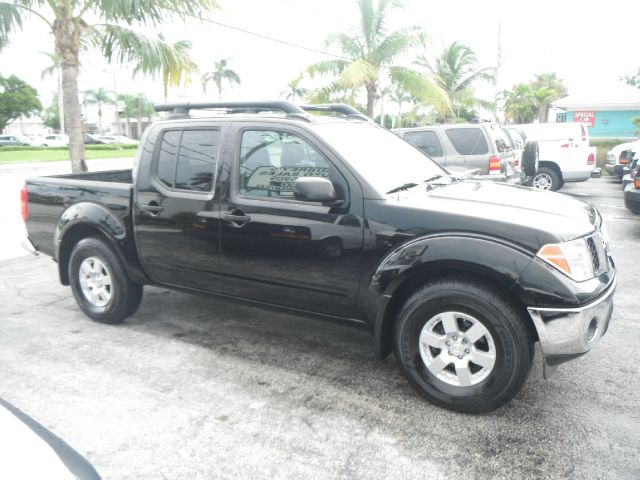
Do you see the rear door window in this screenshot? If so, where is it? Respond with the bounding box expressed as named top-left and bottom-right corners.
top-left (490, 125), bottom-right (514, 153)
top-left (445, 128), bottom-right (488, 155)
top-left (156, 129), bottom-right (220, 192)
top-left (403, 130), bottom-right (444, 158)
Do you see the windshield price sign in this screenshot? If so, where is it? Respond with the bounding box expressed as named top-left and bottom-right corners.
top-left (246, 166), bottom-right (329, 196)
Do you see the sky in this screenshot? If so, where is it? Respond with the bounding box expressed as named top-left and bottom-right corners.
top-left (0, 0), bottom-right (638, 111)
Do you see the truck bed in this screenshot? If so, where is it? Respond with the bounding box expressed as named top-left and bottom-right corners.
top-left (25, 169), bottom-right (134, 258)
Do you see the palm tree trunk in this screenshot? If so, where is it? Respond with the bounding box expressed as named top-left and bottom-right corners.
top-left (125, 116), bottom-right (131, 138)
top-left (218, 83), bottom-right (222, 101)
top-left (55, 18), bottom-right (86, 172)
top-left (366, 83), bottom-right (377, 119)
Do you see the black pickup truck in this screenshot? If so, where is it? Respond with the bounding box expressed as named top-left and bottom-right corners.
top-left (21, 101), bottom-right (616, 413)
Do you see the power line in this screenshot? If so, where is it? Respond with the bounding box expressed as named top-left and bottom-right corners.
top-left (198, 17), bottom-right (352, 62)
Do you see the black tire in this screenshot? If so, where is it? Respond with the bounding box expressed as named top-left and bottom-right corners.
top-left (393, 278), bottom-right (534, 413)
top-left (522, 141), bottom-right (539, 177)
top-left (532, 166), bottom-right (561, 191)
top-left (69, 237), bottom-right (143, 324)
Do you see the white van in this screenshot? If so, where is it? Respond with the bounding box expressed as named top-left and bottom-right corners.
top-left (510, 122), bottom-right (596, 191)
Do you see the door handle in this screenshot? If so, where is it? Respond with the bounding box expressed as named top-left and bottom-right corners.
top-left (139, 202), bottom-right (163, 216)
top-left (222, 212), bottom-right (251, 225)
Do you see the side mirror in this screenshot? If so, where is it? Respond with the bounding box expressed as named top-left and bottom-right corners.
top-left (293, 177), bottom-right (342, 205)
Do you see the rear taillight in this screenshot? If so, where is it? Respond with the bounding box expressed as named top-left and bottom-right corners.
top-left (588, 153), bottom-right (595, 165)
top-left (621, 158), bottom-right (629, 165)
top-left (21, 185), bottom-right (28, 222)
top-left (561, 143), bottom-right (570, 148)
top-left (635, 178), bottom-right (640, 189)
top-left (581, 125), bottom-right (587, 142)
top-left (489, 155), bottom-right (501, 175)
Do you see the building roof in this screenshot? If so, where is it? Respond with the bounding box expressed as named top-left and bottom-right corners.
top-left (553, 83), bottom-right (640, 111)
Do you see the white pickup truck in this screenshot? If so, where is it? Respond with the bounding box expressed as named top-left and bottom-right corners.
top-left (511, 122), bottom-right (597, 191)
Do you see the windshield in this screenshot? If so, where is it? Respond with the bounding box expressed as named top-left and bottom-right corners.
top-left (313, 122), bottom-right (447, 195)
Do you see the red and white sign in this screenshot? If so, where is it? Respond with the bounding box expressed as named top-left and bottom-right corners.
top-left (574, 111), bottom-right (596, 127)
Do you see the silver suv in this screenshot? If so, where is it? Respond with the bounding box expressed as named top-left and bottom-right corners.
top-left (394, 123), bottom-right (520, 183)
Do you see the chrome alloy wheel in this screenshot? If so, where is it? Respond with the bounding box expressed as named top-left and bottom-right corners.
top-left (532, 172), bottom-right (553, 190)
top-left (78, 257), bottom-right (112, 307)
top-left (418, 311), bottom-right (496, 387)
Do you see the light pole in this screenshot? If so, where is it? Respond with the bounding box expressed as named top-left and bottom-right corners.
top-left (103, 69), bottom-right (119, 134)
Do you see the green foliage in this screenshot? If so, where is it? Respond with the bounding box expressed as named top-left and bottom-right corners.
top-left (0, 74), bottom-right (42, 131)
top-left (632, 116), bottom-right (640, 132)
top-left (621, 68), bottom-right (640, 89)
top-left (502, 73), bottom-right (567, 124)
top-left (306, 0), bottom-right (438, 118)
top-left (590, 139), bottom-right (631, 170)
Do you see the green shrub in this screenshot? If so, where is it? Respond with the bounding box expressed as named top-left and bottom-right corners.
top-left (0, 143), bottom-right (138, 152)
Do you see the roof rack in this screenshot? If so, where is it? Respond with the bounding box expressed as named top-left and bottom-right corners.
top-left (154, 100), bottom-right (308, 118)
top-left (300, 104), bottom-right (370, 121)
top-left (153, 100), bottom-right (371, 122)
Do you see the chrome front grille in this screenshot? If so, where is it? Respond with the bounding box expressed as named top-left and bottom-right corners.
top-left (586, 233), bottom-right (608, 276)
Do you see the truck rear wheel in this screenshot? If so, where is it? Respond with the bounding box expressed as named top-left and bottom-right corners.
top-left (532, 167), bottom-right (561, 191)
top-left (69, 237), bottom-right (143, 324)
top-left (393, 278), bottom-right (534, 413)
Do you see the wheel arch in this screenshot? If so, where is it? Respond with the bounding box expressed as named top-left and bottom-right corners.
top-left (538, 161), bottom-right (563, 181)
top-left (55, 203), bottom-right (147, 286)
top-left (370, 235), bottom-right (540, 359)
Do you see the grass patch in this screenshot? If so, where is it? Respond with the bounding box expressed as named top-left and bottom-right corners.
top-left (0, 148), bottom-right (136, 163)
top-left (0, 143), bottom-right (138, 152)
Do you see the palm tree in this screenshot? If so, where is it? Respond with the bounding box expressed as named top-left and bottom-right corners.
top-left (503, 83), bottom-right (536, 123)
top-left (307, 0), bottom-right (446, 118)
top-left (135, 94), bottom-right (155, 139)
top-left (531, 73), bottom-right (567, 122)
top-left (117, 94), bottom-right (137, 138)
top-left (84, 88), bottom-right (112, 133)
top-left (40, 52), bottom-right (64, 133)
top-left (0, 0), bottom-right (218, 172)
top-left (281, 74), bottom-right (309, 104)
top-left (418, 41), bottom-right (495, 122)
top-left (389, 83), bottom-right (413, 128)
top-left (201, 58), bottom-right (241, 100)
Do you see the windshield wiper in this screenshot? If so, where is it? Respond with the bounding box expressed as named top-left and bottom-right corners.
top-left (386, 182), bottom-right (418, 194)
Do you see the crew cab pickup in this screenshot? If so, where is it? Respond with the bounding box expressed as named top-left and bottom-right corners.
top-left (21, 101), bottom-right (616, 413)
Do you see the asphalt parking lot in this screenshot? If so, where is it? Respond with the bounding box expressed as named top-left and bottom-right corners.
top-left (1, 174), bottom-right (638, 479)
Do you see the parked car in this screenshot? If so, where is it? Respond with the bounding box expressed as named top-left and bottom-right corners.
top-left (624, 156), bottom-right (640, 213)
top-left (605, 140), bottom-right (637, 179)
top-left (394, 123), bottom-right (522, 183)
top-left (84, 133), bottom-right (105, 144)
top-left (511, 122), bottom-right (597, 191)
top-left (0, 134), bottom-right (34, 147)
top-left (97, 134), bottom-right (138, 145)
top-left (0, 398), bottom-right (100, 479)
top-left (39, 134), bottom-right (69, 147)
top-left (21, 101), bottom-right (616, 413)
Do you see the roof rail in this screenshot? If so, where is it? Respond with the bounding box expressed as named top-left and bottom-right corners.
top-left (300, 104), bottom-right (370, 121)
top-left (154, 100), bottom-right (307, 117)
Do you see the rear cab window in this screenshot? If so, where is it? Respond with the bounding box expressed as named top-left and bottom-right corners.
top-left (445, 128), bottom-right (488, 155)
top-left (156, 128), bottom-right (221, 192)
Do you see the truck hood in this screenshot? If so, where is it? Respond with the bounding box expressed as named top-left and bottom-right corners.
top-left (386, 180), bottom-right (599, 251)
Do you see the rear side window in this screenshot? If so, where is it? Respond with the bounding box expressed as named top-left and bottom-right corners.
top-left (445, 128), bottom-right (488, 155)
top-left (156, 129), bottom-right (220, 192)
top-left (404, 130), bottom-right (444, 158)
top-left (490, 126), bottom-right (513, 153)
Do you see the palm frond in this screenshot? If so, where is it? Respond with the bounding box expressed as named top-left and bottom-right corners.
top-left (339, 59), bottom-right (377, 87)
top-left (89, 0), bottom-right (219, 26)
top-left (374, 25), bottom-right (420, 64)
top-left (325, 32), bottom-right (361, 59)
top-left (390, 66), bottom-right (451, 115)
top-left (0, 1), bottom-right (24, 42)
top-left (307, 59), bottom-right (350, 78)
top-left (91, 24), bottom-right (197, 88)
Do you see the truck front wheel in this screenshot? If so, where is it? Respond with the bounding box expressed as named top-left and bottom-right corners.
top-left (393, 278), bottom-right (534, 413)
top-left (69, 237), bottom-right (143, 324)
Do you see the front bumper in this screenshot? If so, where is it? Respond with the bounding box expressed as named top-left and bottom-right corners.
top-left (624, 183), bottom-right (640, 213)
top-left (527, 275), bottom-right (616, 378)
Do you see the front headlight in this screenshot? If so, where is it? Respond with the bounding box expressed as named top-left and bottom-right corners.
top-left (537, 238), bottom-right (594, 282)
